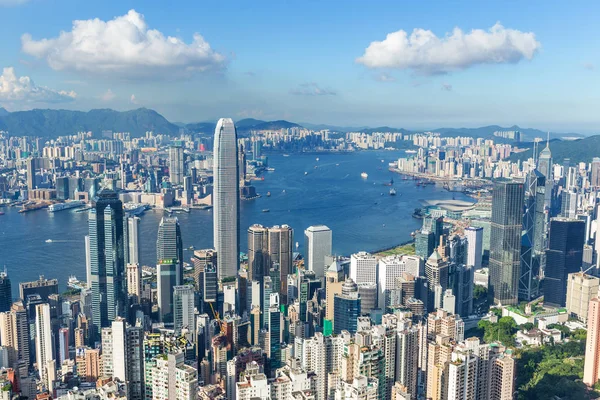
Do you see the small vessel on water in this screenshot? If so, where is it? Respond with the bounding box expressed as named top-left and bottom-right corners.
top-left (361, 172), bottom-right (368, 179)
top-left (45, 239), bottom-right (53, 243)
top-left (389, 188), bottom-right (397, 196)
top-left (0, 212), bottom-right (4, 216)
top-left (262, 209), bottom-right (270, 213)
top-left (383, 178), bottom-right (394, 187)
top-left (304, 172), bottom-right (308, 175)
top-left (316, 157), bottom-right (320, 161)
top-left (267, 192), bottom-right (271, 197)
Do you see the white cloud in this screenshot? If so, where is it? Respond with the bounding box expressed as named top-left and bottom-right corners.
top-left (101, 89), bottom-right (116, 101)
top-left (357, 23), bottom-right (540, 74)
top-left (291, 82), bottom-right (336, 96)
top-left (130, 94), bottom-right (138, 104)
top-left (21, 9), bottom-right (226, 78)
top-left (441, 83), bottom-right (453, 91)
top-left (0, 67), bottom-right (76, 103)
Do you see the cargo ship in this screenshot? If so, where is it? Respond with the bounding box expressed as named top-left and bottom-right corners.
top-left (48, 200), bottom-right (85, 212)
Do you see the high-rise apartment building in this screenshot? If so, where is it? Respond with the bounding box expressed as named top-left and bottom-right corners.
top-left (26, 157), bottom-right (35, 190)
top-left (566, 272), bottom-right (600, 323)
top-left (489, 181), bottom-right (524, 305)
top-left (213, 118), bottom-right (240, 280)
top-left (0, 301), bottom-right (29, 369)
top-left (304, 225), bottom-right (332, 279)
top-left (169, 145), bottom-right (184, 186)
top-left (584, 298), bottom-right (600, 386)
top-left (35, 303), bottom-right (55, 390)
top-left (157, 217), bottom-right (184, 285)
top-left (150, 352), bottom-right (198, 400)
top-left (127, 263), bottom-right (142, 303)
top-left (545, 218), bottom-right (585, 307)
top-left (88, 189), bottom-right (127, 336)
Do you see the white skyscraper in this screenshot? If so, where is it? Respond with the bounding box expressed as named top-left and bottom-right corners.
top-left (35, 303), bottom-right (55, 389)
top-left (304, 225), bottom-right (332, 279)
top-left (213, 118), bottom-right (240, 279)
top-left (174, 285), bottom-right (195, 338)
top-left (350, 251), bottom-right (377, 285)
top-left (169, 145), bottom-right (184, 185)
top-left (465, 226), bottom-right (483, 270)
top-left (378, 255), bottom-right (422, 309)
top-left (127, 216), bottom-right (141, 265)
top-left (127, 263), bottom-right (141, 302)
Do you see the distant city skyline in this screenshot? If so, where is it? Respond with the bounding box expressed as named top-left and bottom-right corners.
top-left (0, 1), bottom-right (598, 132)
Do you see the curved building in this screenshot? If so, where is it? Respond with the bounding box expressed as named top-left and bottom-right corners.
top-left (213, 118), bottom-right (240, 280)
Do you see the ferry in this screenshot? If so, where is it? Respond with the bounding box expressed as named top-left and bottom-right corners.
top-left (262, 209), bottom-right (270, 213)
top-left (48, 200), bottom-right (85, 212)
top-left (67, 276), bottom-right (87, 291)
top-left (124, 203), bottom-right (149, 216)
top-left (405, 150), bottom-right (417, 154)
top-left (361, 172), bottom-right (368, 179)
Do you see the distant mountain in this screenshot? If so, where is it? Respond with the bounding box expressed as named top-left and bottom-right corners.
top-left (184, 119), bottom-right (298, 135)
top-left (509, 135), bottom-right (600, 164)
top-left (0, 108), bottom-right (9, 117)
top-left (431, 125), bottom-right (584, 140)
top-left (236, 118), bottom-right (266, 129)
top-left (0, 107), bottom-right (179, 137)
top-left (250, 120), bottom-right (301, 131)
top-left (184, 121), bottom-right (216, 134)
top-left (362, 126), bottom-right (413, 135)
top-left (299, 122), bottom-right (370, 132)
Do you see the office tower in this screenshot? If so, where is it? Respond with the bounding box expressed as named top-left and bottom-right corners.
top-left (268, 225), bottom-right (293, 302)
top-left (544, 218), bottom-right (585, 307)
top-left (267, 294), bottom-right (283, 371)
top-left (247, 224), bottom-right (269, 282)
top-left (304, 225), bottom-right (333, 279)
top-left (126, 263), bottom-right (141, 303)
top-left (58, 327), bottom-right (69, 365)
top-left (35, 303), bottom-right (55, 389)
top-left (26, 157), bottom-right (35, 190)
top-left (150, 352), bottom-right (198, 400)
top-left (169, 145), bottom-right (184, 185)
top-left (585, 298), bottom-right (600, 386)
top-left (325, 260), bottom-right (344, 323)
top-left (378, 255), bottom-right (421, 310)
top-left (127, 216), bottom-right (141, 265)
top-left (423, 215), bottom-right (444, 242)
top-left (464, 226), bottom-right (483, 270)
top-left (192, 249), bottom-right (217, 302)
top-left (0, 271), bottom-right (11, 312)
top-left (521, 170), bottom-right (546, 301)
top-left (415, 230), bottom-right (436, 260)
top-left (591, 157), bottom-right (600, 188)
top-left (157, 260), bottom-right (179, 323)
top-left (88, 189), bottom-right (127, 335)
top-left (173, 285), bottom-right (195, 337)
top-left (238, 143), bottom-right (246, 183)
top-left (566, 272), bottom-right (599, 323)
top-left (350, 251), bottom-right (377, 285)
top-left (55, 176), bottom-right (69, 200)
top-left (489, 181), bottom-right (524, 305)
top-left (19, 276), bottom-right (58, 302)
top-left (213, 118), bottom-right (240, 280)
top-left (452, 264), bottom-right (474, 317)
top-left (425, 250), bottom-right (449, 311)
top-left (157, 216), bottom-right (184, 285)
top-left (537, 139), bottom-right (553, 209)
top-left (333, 278), bottom-right (361, 334)
top-left (357, 282), bottom-right (377, 315)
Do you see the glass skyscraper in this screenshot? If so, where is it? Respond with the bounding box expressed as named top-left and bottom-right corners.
top-left (489, 181), bottom-right (524, 305)
top-left (544, 218), bottom-right (585, 307)
top-left (157, 217), bottom-right (183, 285)
top-left (88, 188), bottom-right (127, 339)
top-left (213, 118), bottom-right (240, 280)
top-left (333, 278), bottom-right (361, 334)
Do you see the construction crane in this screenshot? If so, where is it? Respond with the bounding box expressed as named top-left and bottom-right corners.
top-left (208, 302), bottom-right (227, 335)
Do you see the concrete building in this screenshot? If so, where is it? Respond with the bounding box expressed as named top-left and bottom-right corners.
top-left (566, 272), bottom-right (600, 323)
top-left (304, 225), bottom-right (332, 280)
top-left (350, 252), bottom-right (377, 285)
top-left (378, 255), bottom-right (421, 310)
top-left (169, 145), bottom-right (184, 186)
top-left (35, 303), bottom-right (55, 390)
top-left (584, 298), bottom-right (600, 386)
top-left (150, 352), bottom-right (198, 400)
top-left (465, 226), bottom-right (483, 270)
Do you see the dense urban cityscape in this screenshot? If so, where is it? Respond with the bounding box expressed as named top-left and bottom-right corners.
top-left (1, 2), bottom-right (599, 399)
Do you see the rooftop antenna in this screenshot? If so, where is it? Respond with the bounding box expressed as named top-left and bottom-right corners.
top-left (546, 131), bottom-right (550, 148)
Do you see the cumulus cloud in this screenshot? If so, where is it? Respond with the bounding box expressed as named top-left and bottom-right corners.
top-left (357, 23), bottom-right (540, 74)
top-left (100, 89), bottom-right (116, 101)
top-left (441, 83), bottom-right (452, 91)
top-left (21, 9), bottom-right (226, 78)
top-left (375, 73), bottom-right (396, 82)
top-left (0, 67), bottom-right (76, 103)
top-left (290, 82), bottom-right (336, 96)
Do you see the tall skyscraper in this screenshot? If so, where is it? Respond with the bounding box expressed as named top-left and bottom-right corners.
top-left (489, 181), bottom-right (524, 305)
top-left (213, 118), bottom-right (240, 280)
top-left (0, 301), bottom-right (29, 369)
top-left (333, 278), bottom-right (361, 334)
top-left (126, 263), bottom-right (142, 303)
top-left (0, 270), bottom-right (11, 312)
top-left (88, 189), bottom-right (127, 336)
top-left (157, 260), bottom-right (179, 323)
top-left (584, 298), bottom-right (600, 386)
top-left (350, 251), bottom-right (377, 285)
top-left (157, 217), bottom-right (184, 285)
top-left (544, 218), bottom-right (585, 307)
top-left (304, 225), bottom-right (332, 280)
top-left (591, 157), bottom-right (600, 188)
top-left (248, 224), bottom-right (269, 282)
top-left (268, 225), bottom-right (293, 302)
top-left (464, 226), bottom-right (483, 270)
top-left (169, 145), bottom-right (184, 186)
top-left (35, 303), bottom-right (55, 389)
top-left (173, 285), bottom-right (195, 337)
top-left (127, 216), bottom-right (141, 265)
top-left (537, 139), bottom-right (553, 210)
top-left (26, 157), bottom-right (35, 190)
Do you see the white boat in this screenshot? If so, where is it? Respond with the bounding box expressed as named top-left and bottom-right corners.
top-left (405, 150), bottom-right (417, 154)
top-left (45, 239), bottom-right (53, 243)
top-left (361, 172), bottom-right (368, 179)
top-left (48, 200), bottom-right (85, 212)
top-left (304, 172), bottom-right (308, 175)
top-left (316, 157), bottom-right (320, 161)
top-left (67, 276), bottom-right (87, 291)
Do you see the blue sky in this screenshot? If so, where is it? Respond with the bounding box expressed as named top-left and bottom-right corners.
top-left (0, 0), bottom-right (598, 132)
